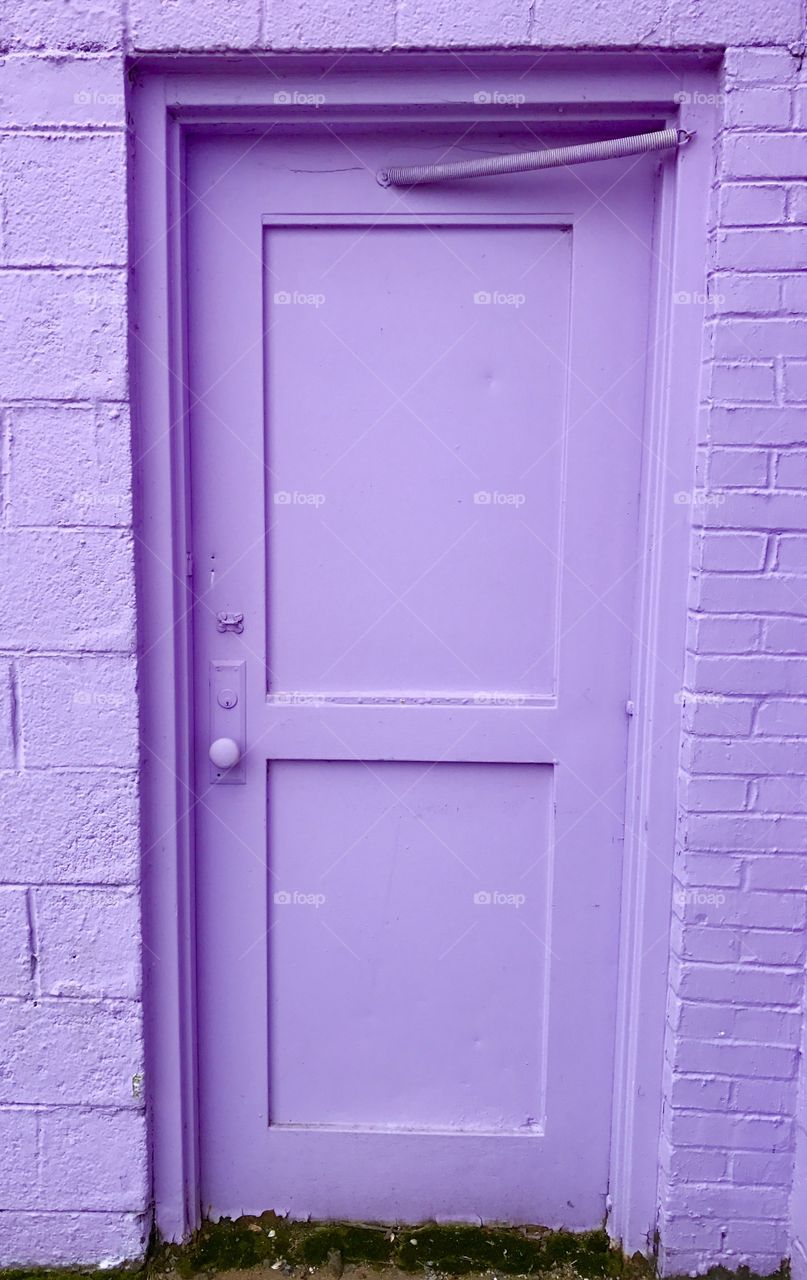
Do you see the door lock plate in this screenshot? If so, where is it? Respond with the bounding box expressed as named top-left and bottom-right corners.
top-left (209, 660), bottom-right (246, 784)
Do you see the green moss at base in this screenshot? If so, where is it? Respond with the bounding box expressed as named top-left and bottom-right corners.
top-left (0, 1270), bottom-right (143, 1280)
top-left (152, 1218), bottom-right (628, 1279)
top-left (0, 1220), bottom-right (790, 1280)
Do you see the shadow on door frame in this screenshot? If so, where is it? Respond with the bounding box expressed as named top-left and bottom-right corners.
top-left (129, 49), bottom-right (719, 1255)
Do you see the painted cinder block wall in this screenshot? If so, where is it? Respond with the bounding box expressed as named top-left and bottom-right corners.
top-left (0, 0), bottom-right (806, 1273)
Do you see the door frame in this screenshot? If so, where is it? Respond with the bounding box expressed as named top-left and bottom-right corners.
top-left (130, 51), bottom-right (718, 1254)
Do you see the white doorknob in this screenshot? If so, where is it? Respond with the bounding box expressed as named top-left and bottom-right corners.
top-left (209, 737), bottom-right (241, 769)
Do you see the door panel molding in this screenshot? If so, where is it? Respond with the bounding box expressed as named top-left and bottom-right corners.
top-left (130, 53), bottom-right (718, 1251)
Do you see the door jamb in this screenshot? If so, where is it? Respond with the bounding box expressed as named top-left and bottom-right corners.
top-left (129, 52), bottom-right (718, 1251)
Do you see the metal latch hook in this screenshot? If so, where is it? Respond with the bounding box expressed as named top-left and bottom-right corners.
top-left (216, 611), bottom-right (244, 634)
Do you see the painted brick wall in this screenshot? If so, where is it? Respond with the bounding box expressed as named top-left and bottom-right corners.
top-left (658, 44), bottom-right (807, 1279)
top-left (0, 0), bottom-right (805, 1272)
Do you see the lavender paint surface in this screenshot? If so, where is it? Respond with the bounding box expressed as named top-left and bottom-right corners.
top-left (189, 126), bottom-right (654, 1225)
top-left (0, 2), bottom-right (805, 1277)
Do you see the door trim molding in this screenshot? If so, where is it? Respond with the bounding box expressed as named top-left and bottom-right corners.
top-left (130, 52), bottom-right (719, 1248)
top-left (606, 73), bottom-right (718, 1256)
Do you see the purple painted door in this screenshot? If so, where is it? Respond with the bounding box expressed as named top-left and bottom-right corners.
top-left (188, 120), bottom-right (657, 1227)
